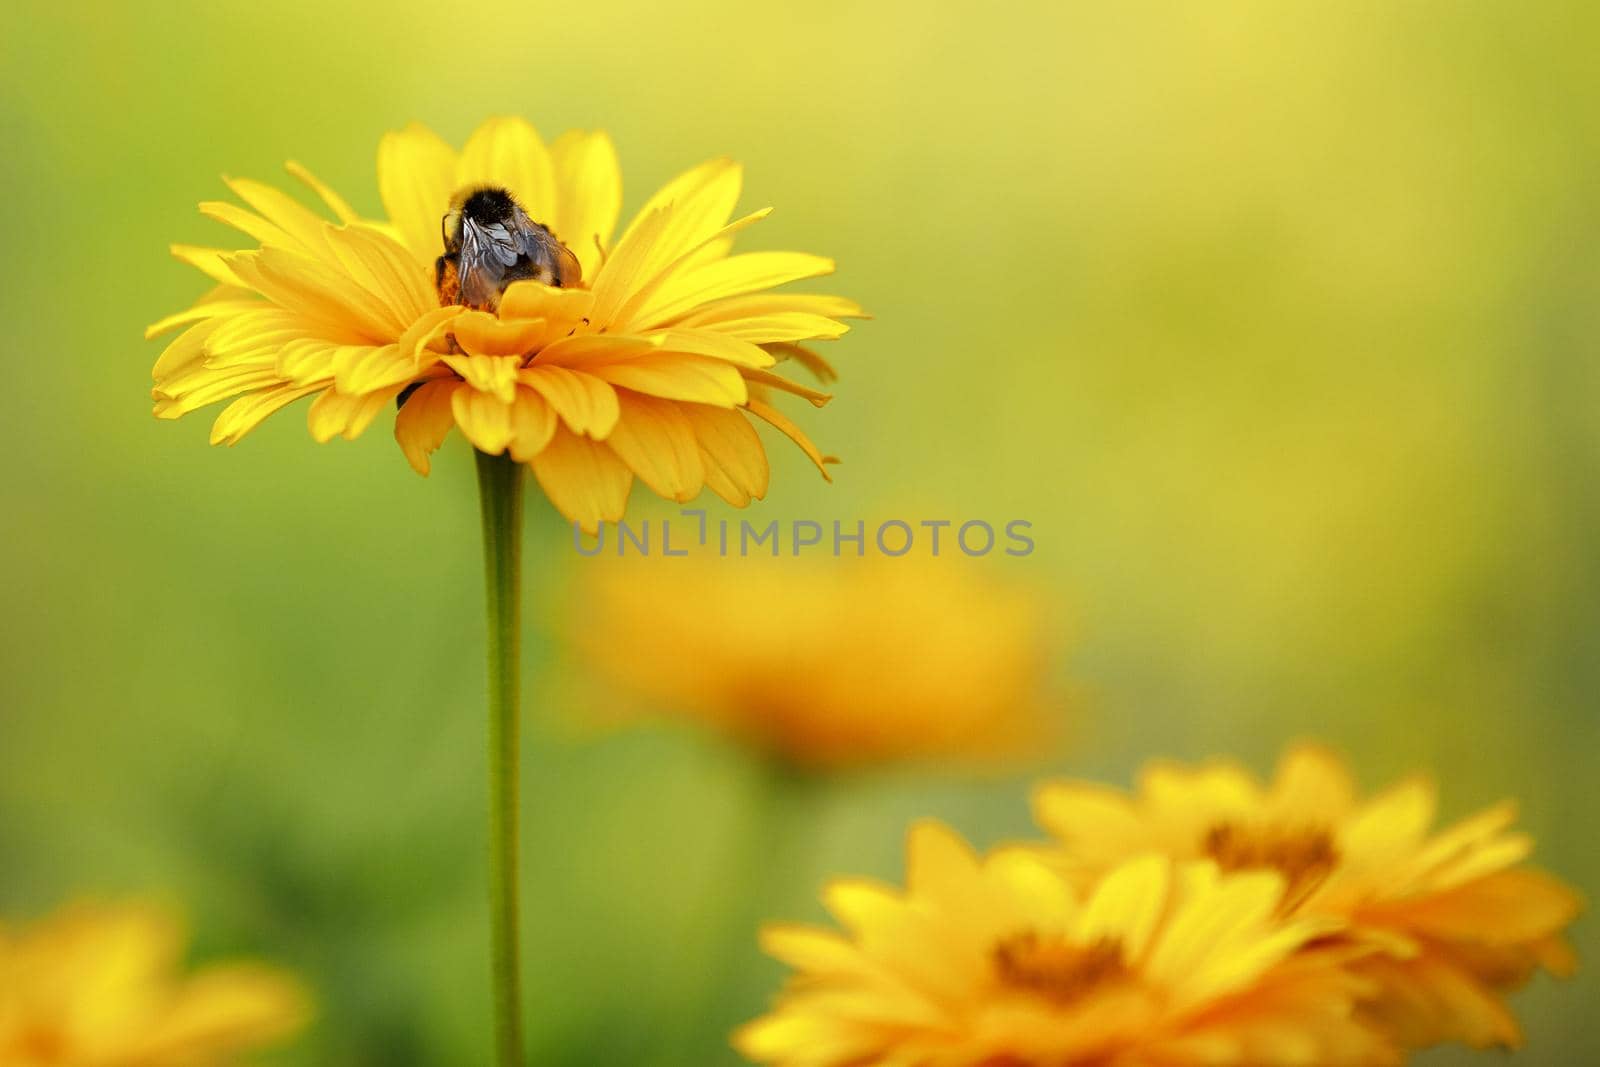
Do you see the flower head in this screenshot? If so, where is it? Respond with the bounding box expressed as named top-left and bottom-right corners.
top-left (150, 118), bottom-right (860, 531)
top-left (736, 820), bottom-right (1395, 1067)
top-left (0, 900), bottom-right (309, 1066)
top-left (565, 553), bottom-right (1058, 770)
top-left (1032, 744), bottom-right (1583, 1051)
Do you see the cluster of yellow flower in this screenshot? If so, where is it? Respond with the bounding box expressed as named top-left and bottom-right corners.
top-left (738, 745), bottom-right (1581, 1067)
top-left (131, 113), bottom-right (1585, 1067)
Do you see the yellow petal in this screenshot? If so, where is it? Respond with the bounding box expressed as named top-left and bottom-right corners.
top-left (324, 223), bottom-right (437, 324)
top-left (590, 354), bottom-right (747, 406)
top-left (767, 341), bottom-right (839, 384)
top-left (1075, 854), bottom-right (1169, 960)
top-left (227, 247), bottom-right (401, 343)
top-left (550, 129), bottom-right (621, 280)
top-left (534, 333), bottom-right (663, 370)
top-left (449, 310), bottom-right (550, 358)
top-left (210, 383), bottom-right (323, 445)
top-left (223, 176), bottom-right (333, 254)
top-left (529, 426), bottom-right (633, 534)
top-left (616, 157), bottom-right (740, 252)
top-left (684, 404), bottom-right (768, 506)
top-left (332, 343), bottom-right (415, 394)
top-left (648, 328), bottom-right (775, 369)
top-left (740, 368), bottom-right (832, 407)
top-left (610, 208), bottom-right (773, 331)
top-left (587, 206), bottom-right (672, 329)
top-left (308, 385), bottom-right (399, 443)
top-left (199, 200), bottom-right (293, 249)
top-left (378, 122), bottom-right (458, 269)
top-left (678, 292), bottom-right (868, 326)
top-left (703, 312), bottom-right (850, 345)
top-left (1270, 744), bottom-right (1358, 823)
top-left (171, 244), bottom-right (245, 287)
top-left (285, 160), bottom-right (359, 223)
top-left (745, 396), bottom-right (834, 480)
top-left (443, 353), bottom-right (521, 405)
top-left (459, 116), bottom-right (557, 225)
top-left (499, 281), bottom-right (594, 327)
top-left (520, 365), bottom-right (621, 438)
top-left (145, 299), bottom-right (263, 340)
top-left (605, 392), bottom-right (705, 503)
top-left (637, 251), bottom-right (834, 328)
top-left (507, 386), bottom-right (557, 463)
top-left (450, 382), bottom-right (515, 453)
top-left (394, 379), bottom-right (459, 474)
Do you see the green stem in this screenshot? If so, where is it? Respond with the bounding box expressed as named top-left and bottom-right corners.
top-left (476, 449), bottom-right (525, 1067)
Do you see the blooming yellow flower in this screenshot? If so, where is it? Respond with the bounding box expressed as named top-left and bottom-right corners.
top-left (1032, 744), bottom-right (1583, 1051)
top-left (149, 117), bottom-right (860, 531)
top-left (565, 554), bottom-right (1058, 770)
top-left (736, 820), bottom-right (1396, 1067)
top-left (0, 901), bottom-right (309, 1066)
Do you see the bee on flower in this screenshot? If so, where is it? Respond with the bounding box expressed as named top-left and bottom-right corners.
top-left (1031, 744), bottom-right (1583, 1052)
top-left (149, 117), bottom-right (861, 532)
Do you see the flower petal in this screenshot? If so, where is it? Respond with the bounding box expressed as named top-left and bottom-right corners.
top-left (606, 391), bottom-right (706, 503)
top-left (589, 354), bottom-right (747, 406)
top-left (394, 379), bottom-right (459, 474)
top-left (520, 365), bottom-right (621, 438)
top-left (745, 397), bottom-right (836, 481)
top-left (550, 129), bottom-right (621, 280)
top-left (507, 386), bottom-right (557, 463)
top-left (451, 382), bottom-right (515, 454)
top-left (210, 383), bottom-right (323, 445)
top-left (529, 426), bottom-right (633, 534)
top-left (459, 116), bottom-right (557, 226)
top-left (683, 403), bottom-right (768, 506)
top-left (308, 385), bottom-right (400, 442)
top-left (378, 122), bottom-right (458, 269)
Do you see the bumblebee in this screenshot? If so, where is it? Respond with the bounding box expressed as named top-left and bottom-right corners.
top-left (436, 186), bottom-right (581, 309)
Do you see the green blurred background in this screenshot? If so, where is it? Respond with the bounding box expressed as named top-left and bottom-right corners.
top-left (1, 1), bottom-right (1595, 1063)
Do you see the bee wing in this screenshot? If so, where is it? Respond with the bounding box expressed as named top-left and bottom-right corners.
top-left (508, 206), bottom-right (582, 287)
top-left (458, 216), bottom-right (520, 307)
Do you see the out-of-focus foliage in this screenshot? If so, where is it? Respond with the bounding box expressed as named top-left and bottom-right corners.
top-left (0, 2), bottom-right (1593, 1065)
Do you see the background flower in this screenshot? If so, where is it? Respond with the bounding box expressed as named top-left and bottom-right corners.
top-left (738, 821), bottom-right (1396, 1067)
top-left (560, 552), bottom-right (1062, 771)
top-left (0, 901), bottom-right (309, 1066)
top-left (1033, 745), bottom-right (1583, 1051)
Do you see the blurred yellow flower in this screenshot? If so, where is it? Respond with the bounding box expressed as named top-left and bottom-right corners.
top-left (0, 901), bottom-right (309, 1066)
top-left (149, 117), bottom-right (860, 532)
top-left (736, 820), bottom-right (1395, 1067)
top-left (567, 554), bottom-right (1057, 770)
top-left (1032, 744), bottom-right (1583, 1051)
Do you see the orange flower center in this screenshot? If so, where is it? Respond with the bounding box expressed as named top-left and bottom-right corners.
top-left (993, 934), bottom-right (1129, 1005)
top-left (11, 1024), bottom-right (68, 1062)
top-left (1203, 821), bottom-right (1339, 909)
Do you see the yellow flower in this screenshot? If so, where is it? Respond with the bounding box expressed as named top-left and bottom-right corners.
top-left (565, 554), bottom-right (1057, 770)
top-left (149, 117), bottom-right (860, 532)
top-left (1032, 744), bottom-right (1583, 1051)
top-left (736, 820), bottom-right (1396, 1067)
top-left (0, 901), bottom-right (309, 1066)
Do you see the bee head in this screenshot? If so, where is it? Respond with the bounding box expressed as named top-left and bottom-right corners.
top-left (442, 186), bottom-right (521, 254)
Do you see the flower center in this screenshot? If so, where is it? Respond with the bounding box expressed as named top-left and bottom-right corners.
top-left (993, 934), bottom-right (1129, 1006)
top-left (1202, 822), bottom-right (1339, 909)
top-left (11, 1024), bottom-right (68, 1061)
